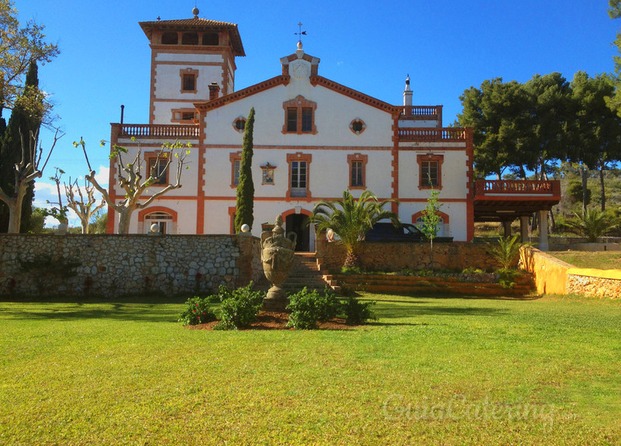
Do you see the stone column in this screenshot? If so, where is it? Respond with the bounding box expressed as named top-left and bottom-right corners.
top-left (502, 220), bottom-right (512, 237)
top-left (520, 216), bottom-right (530, 242)
top-left (538, 210), bottom-right (549, 251)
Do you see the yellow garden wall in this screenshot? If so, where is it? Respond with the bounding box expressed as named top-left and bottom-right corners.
top-left (520, 246), bottom-right (621, 299)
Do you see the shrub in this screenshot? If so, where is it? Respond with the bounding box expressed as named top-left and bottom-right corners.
top-left (341, 296), bottom-right (377, 325)
top-left (179, 296), bottom-right (217, 326)
top-left (287, 287), bottom-right (341, 329)
top-left (341, 265), bottom-right (364, 275)
top-left (497, 268), bottom-right (518, 288)
top-left (489, 235), bottom-right (522, 270)
top-left (215, 282), bottom-right (264, 330)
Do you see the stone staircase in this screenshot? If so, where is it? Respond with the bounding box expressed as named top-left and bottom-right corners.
top-left (283, 252), bottom-right (341, 293)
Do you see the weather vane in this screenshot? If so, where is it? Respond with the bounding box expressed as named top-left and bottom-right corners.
top-left (295, 22), bottom-right (307, 45)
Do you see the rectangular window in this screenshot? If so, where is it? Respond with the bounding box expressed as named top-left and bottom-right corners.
top-left (148, 157), bottom-right (168, 185)
top-left (301, 107), bottom-right (313, 132)
top-left (421, 161), bottom-right (439, 187)
top-left (287, 108), bottom-right (298, 132)
top-left (351, 160), bottom-right (364, 187)
top-left (181, 71), bottom-right (198, 92)
top-left (230, 152), bottom-right (242, 188)
top-left (290, 161), bottom-right (307, 197)
top-left (233, 159), bottom-right (241, 186)
top-left (282, 96), bottom-right (317, 134)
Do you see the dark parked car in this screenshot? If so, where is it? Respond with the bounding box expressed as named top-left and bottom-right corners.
top-left (365, 222), bottom-right (453, 242)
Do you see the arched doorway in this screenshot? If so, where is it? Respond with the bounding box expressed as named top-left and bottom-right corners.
top-left (284, 211), bottom-right (312, 252)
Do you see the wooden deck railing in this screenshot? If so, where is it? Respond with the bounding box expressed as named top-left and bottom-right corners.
top-left (398, 127), bottom-right (468, 142)
top-left (117, 124), bottom-right (200, 138)
top-left (475, 180), bottom-right (561, 197)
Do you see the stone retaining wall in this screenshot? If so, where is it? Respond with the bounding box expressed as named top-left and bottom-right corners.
top-left (0, 234), bottom-right (263, 298)
top-left (567, 268), bottom-right (621, 299)
top-left (316, 238), bottom-right (500, 272)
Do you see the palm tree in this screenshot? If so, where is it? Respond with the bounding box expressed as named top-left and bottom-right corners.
top-left (311, 190), bottom-right (398, 268)
top-left (566, 208), bottom-right (617, 242)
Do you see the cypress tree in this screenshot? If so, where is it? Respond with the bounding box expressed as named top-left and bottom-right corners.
top-left (0, 61), bottom-right (43, 232)
top-left (234, 107), bottom-right (255, 233)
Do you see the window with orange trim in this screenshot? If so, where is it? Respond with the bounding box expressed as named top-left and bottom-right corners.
top-left (417, 154), bottom-right (444, 189)
top-left (145, 152), bottom-right (170, 186)
top-left (230, 152), bottom-right (242, 188)
top-left (282, 96), bottom-right (317, 134)
top-left (172, 108), bottom-right (197, 123)
top-left (347, 153), bottom-right (368, 189)
top-left (287, 153), bottom-right (312, 199)
top-left (180, 68), bottom-right (198, 93)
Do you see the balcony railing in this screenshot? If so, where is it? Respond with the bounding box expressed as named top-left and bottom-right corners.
top-left (400, 106), bottom-right (442, 120)
top-left (475, 180), bottom-right (561, 197)
top-left (398, 127), bottom-right (468, 142)
top-left (117, 124), bottom-right (200, 138)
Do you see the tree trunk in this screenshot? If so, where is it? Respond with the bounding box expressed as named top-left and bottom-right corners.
top-left (117, 209), bottom-right (131, 234)
top-left (599, 167), bottom-right (606, 212)
top-left (580, 165), bottom-right (589, 216)
top-left (4, 187), bottom-right (27, 233)
top-left (6, 200), bottom-right (21, 233)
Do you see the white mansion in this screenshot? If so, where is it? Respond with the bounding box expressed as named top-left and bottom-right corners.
top-left (106, 8), bottom-right (487, 251)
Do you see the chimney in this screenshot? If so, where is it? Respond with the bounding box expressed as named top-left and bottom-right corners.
top-left (403, 74), bottom-right (413, 116)
top-left (208, 83), bottom-right (221, 101)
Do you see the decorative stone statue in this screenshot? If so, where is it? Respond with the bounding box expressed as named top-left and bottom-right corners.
top-left (261, 215), bottom-right (297, 311)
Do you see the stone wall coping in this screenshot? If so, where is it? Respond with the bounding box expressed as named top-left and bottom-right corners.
top-left (568, 268), bottom-right (621, 281)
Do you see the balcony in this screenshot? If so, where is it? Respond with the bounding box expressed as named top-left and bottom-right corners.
top-left (398, 127), bottom-right (469, 142)
top-left (473, 180), bottom-right (561, 221)
top-left (114, 124), bottom-right (200, 139)
top-left (399, 106), bottom-right (442, 121)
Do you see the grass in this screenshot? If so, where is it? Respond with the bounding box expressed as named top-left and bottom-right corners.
top-left (549, 250), bottom-right (621, 269)
top-left (1, 294), bottom-right (620, 445)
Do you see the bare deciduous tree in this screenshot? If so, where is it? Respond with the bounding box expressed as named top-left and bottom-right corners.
top-left (64, 177), bottom-right (105, 234)
top-left (75, 138), bottom-right (190, 234)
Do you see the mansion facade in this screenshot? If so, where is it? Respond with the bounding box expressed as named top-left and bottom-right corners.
top-left (106, 9), bottom-right (475, 251)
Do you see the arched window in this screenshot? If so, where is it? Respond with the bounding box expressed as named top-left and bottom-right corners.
top-left (144, 212), bottom-right (174, 234)
top-left (412, 211), bottom-right (450, 237)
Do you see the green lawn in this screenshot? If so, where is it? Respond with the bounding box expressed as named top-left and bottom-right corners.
top-left (550, 250), bottom-right (621, 270)
top-left (1, 295), bottom-right (620, 445)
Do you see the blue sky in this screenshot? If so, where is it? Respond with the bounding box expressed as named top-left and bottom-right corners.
top-left (12, 0), bottom-right (620, 225)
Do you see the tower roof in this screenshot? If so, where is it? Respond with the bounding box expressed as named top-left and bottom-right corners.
top-left (139, 17), bottom-right (245, 56)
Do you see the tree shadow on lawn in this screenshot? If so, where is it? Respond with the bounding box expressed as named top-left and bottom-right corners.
top-left (0, 299), bottom-right (183, 323)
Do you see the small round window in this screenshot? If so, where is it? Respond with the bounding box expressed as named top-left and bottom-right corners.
top-left (233, 117), bottom-right (246, 133)
top-left (350, 119), bottom-right (366, 135)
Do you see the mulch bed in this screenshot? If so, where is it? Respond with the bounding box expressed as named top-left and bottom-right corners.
top-left (187, 311), bottom-right (356, 330)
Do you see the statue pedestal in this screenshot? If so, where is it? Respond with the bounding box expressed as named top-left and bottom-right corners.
top-left (263, 286), bottom-right (288, 312)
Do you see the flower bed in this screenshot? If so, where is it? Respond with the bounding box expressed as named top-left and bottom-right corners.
top-left (328, 271), bottom-right (536, 297)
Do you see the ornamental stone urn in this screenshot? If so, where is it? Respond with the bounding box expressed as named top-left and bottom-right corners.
top-left (261, 216), bottom-right (297, 312)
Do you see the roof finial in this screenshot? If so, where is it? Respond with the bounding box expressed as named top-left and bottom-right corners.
top-left (192, 5), bottom-right (199, 18)
top-left (295, 22), bottom-right (307, 48)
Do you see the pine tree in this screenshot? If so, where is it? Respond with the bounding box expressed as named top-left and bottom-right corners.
top-left (0, 61), bottom-right (43, 232)
top-left (234, 108), bottom-right (255, 233)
